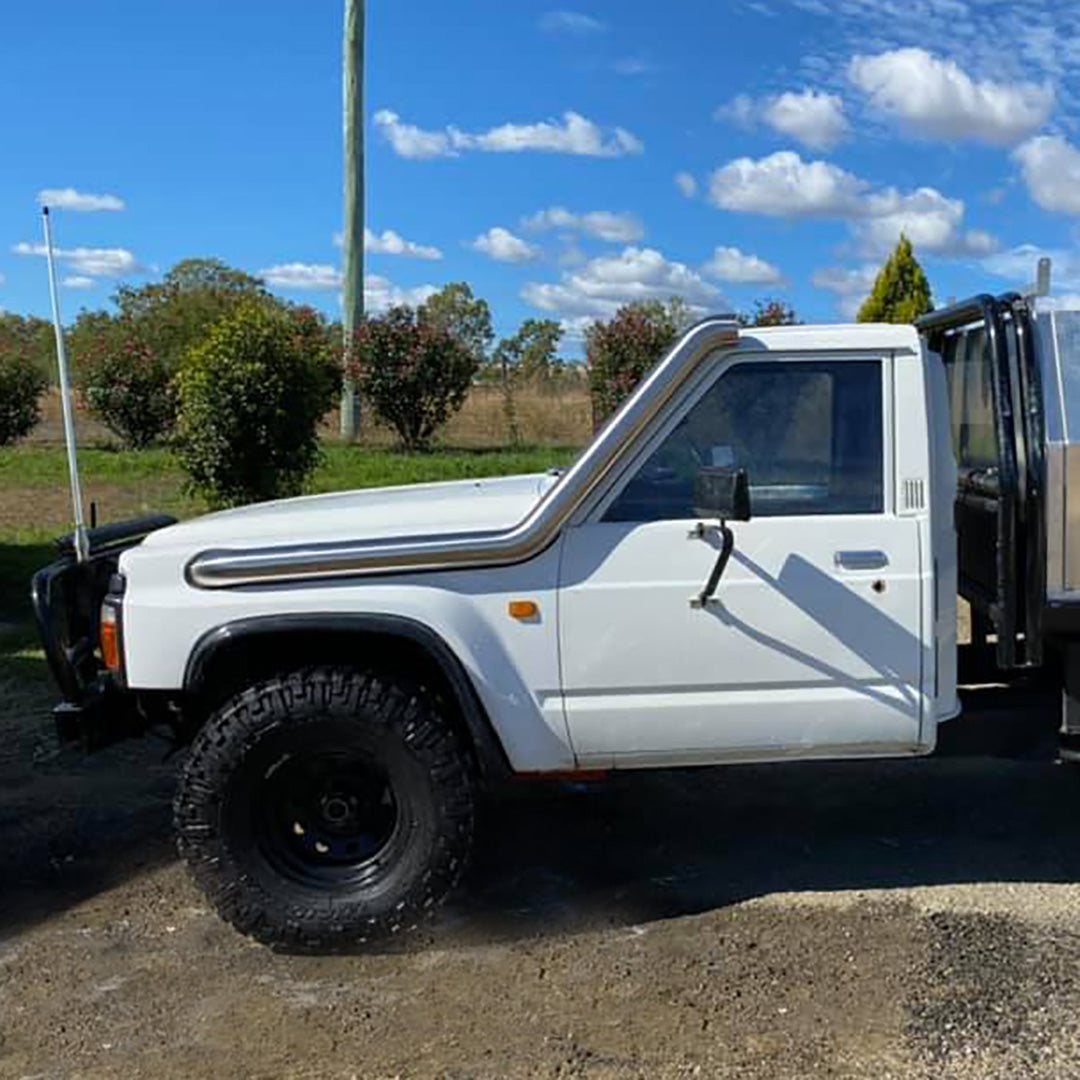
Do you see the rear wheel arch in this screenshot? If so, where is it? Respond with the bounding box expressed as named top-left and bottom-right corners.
top-left (181, 613), bottom-right (511, 781)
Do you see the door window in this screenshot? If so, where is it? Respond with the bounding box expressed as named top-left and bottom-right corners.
top-left (604, 359), bottom-right (884, 522)
top-left (942, 328), bottom-right (998, 471)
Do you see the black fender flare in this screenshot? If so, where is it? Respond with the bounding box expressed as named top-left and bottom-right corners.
top-left (183, 613), bottom-right (511, 780)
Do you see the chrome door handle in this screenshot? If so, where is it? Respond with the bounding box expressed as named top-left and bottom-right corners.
top-left (834, 550), bottom-right (888, 571)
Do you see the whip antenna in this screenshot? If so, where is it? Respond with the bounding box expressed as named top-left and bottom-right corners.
top-left (42, 206), bottom-right (89, 562)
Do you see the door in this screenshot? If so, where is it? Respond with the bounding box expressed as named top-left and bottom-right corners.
top-left (921, 298), bottom-right (1044, 668)
top-left (558, 354), bottom-right (928, 767)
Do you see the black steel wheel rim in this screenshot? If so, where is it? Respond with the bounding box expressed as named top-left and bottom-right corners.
top-left (252, 745), bottom-right (402, 889)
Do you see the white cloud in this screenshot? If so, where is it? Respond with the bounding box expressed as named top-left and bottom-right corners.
top-left (363, 228), bottom-right (442, 259)
top-left (539, 10), bottom-right (605, 33)
top-left (708, 150), bottom-right (994, 257)
top-left (523, 206), bottom-right (644, 243)
top-left (748, 1), bottom-right (1080, 136)
top-left (364, 275), bottom-right (438, 312)
top-left (257, 262), bottom-right (438, 311)
top-left (764, 2), bottom-right (1080, 110)
top-left (849, 47), bottom-right (1053, 145)
top-left (334, 227), bottom-right (444, 259)
top-left (763, 90), bottom-right (848, 151)
top-left (856, 187), bottom-right (998, 257)
top-left (674, 172), bottom-right (698, 198)
top-left (13, 242), bottom-right (143, 277)
top-left (709, 151), bottom-right (866, 217)
top-left (62, 276), bottom-right (96, 289)
top-left (457, 112), bottom-right (643, 157)
top-left (1014, 135), bottom-right (1080, 215)
top-left (702, 246), bottom-right (782, 285)
top-left (37, 187), bottom-right (125, 212)
top-left (521, 245), bottom-right (722, 320)
top-left (372, 110), bottom-right (452, 159)
top-left (258, 263), bottom-right (343, 290)
top-left (983, 243), bottom-right (1080, 291)
top-left (471, 227), bottom-right (540, 264)
top-left (812, 265), bottom-right (880, 321)
top-left (717, 90), bottom-right (848, 151)
top-left (374, 109), bottom-right (643, 159)
top-left (719, 94), bottom-right (756, 128)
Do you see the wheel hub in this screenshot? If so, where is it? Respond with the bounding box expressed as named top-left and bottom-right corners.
top-left (320, 794), bottom-right (354, 826)
top-left (256, 747), bottom-right (401, 881)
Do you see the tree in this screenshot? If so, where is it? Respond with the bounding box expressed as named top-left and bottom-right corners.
top-left (857, 235), bottom-right (933, 324)
top-left (174, 303), bottom-right (339, 506)
top-left (496, 318), bottom-right (562, 382)
top-left (585, 300), bottom-right (685, 428)
top-left (67, 258), bottom-right (284, 447)
top-left (0, 314), bottom-right (54, 381)
top-left (349, 306), bottom-right (479, 450)
top-left (492, 319), bottom-right (563, 444)
top-left (0, 334), bottom-right (48, 446)
top-left (110, 258), bottom-right (274, 370)
top-left (419, 283), bottom-right (494, 364)
top-left (739, 299), bottom-right (799, 327)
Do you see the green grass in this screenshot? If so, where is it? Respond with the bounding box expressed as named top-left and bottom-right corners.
top-left (0, 442), bottom-right (580, 667)
top-left (0, 447), bottom-right (179, 488)
top-left (312, 445), bottom-right (577, 492)
top-left (0, 444), bottom-right (575, 494)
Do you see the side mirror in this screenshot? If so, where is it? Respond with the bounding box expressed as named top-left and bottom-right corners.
top-left (693, 466), bottom-right (751, 522)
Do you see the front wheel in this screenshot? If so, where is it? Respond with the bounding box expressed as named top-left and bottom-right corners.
top-left (174, 667), bottom-right (475, 950)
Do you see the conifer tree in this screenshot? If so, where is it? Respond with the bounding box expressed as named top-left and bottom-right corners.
top-left (857, 235), bottom-right (933, 323)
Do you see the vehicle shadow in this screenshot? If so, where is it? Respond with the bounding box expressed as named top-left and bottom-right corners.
top-left (2, 676), bottom-right (1077, 951)
top-left (444, 678), bottom-right (1079, 945)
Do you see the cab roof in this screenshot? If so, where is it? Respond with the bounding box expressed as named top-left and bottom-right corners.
top-left (735, 321), bottom-right (921, 355)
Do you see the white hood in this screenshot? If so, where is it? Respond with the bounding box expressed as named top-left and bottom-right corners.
top-left (140, 473), bottom-right (558, 552)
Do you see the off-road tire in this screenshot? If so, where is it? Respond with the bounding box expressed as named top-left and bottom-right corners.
top-left (174, 666), bottom-right (475, 951)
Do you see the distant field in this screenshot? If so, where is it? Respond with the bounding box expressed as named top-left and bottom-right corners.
top-left (29, 383), bottom-right (595, 450)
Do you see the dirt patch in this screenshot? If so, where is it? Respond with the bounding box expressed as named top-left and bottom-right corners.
top-left (4, 681), bottom-right (1080, 1078)
top-left (0, 886), bottom-right (922, 1079)
top-left (0, 483), bottom-right (142, 535)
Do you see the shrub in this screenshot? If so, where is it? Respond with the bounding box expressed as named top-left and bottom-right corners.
top-left (0, 314), bottom-right (53, 381)
top-left (174, 303), bottom-right (339, 506)
top-left (68, 259), bottom-right (283, 448)
top-left (349, 306), bottom-right (479, 451)
top-left (585, 301), bottom-right (684, 429)
top-left (75, 320), bottom-right (176, 448)
top-left (0, 345), bottom-right (48, 446)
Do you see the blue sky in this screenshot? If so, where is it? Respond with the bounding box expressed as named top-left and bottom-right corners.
top-left (5, 0), bottom-right (1080, 353)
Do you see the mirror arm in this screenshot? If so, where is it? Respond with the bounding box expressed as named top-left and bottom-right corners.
top-left (690, 519), bottom-right (735, 609)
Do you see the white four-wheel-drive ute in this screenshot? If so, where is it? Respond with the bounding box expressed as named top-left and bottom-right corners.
top-left (32, 291), bottom-right (1080, 949)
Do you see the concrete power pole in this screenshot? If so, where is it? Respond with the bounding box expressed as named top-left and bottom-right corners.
top-left (340, 0), bottom-right (364, 438)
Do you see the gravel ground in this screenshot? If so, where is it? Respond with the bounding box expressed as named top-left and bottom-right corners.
top-left (5, 676), bottom-right (1080, 1079)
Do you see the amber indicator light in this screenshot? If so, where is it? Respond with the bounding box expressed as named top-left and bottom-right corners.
top-left (100, 608), bottom-right (121, 672)
top-left (508, 600), bottom-right (539, 620)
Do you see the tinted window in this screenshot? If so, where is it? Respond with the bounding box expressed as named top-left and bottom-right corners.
top-left (604, 359), bottom-right (884, 522)
top-left (943, 328), bottom-right (997, 470)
